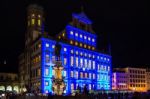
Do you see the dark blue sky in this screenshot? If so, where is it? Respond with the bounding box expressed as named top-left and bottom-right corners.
top-left (0, 0), bottom-right (149, 72)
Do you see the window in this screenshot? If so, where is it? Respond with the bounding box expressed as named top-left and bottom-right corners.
top-left (75, 33), bottom-right (78, 37)
top-left (89, 60), bottom-right (91, 69)
top-left (80, 58), bottom-right (83, 67)
top-left (71, 83), bottom-right (74, 91)
top-left (98, 64), bottom-right (100, 70)
top-left (80, 72), bottom-right (83, 78)
top-left (45, 68), bottom-right (49, 76)
top-left (46, 54), bottom-right (50, 63)
top-left (84, 59), bottom-right (87, 68)
top-left (71, 71), bottom-right (73, 77)
top-left (93, 61), bottom-right (95, 69)
top-left (76, 51), bottom-right (78, 55)
top-left (85, 73), bottom-right (88, 78)
top-left (93, 74), bottom-right (95, 79)
top-left (64, 58), bottom-right (67, 65)
top-left (71, 56), bottom-right (74, 66)
top-left (37, 68), bottom-right (41, 76)
top-left (84, 36), bottom-right (87, 40)
top-left (64, 48), bottom-right (67, 52)
top-left (76, 57), bottom-right (78, 67)
top-left (80, 34), bottom-right (83, 38)
top-left (52, 55), bottom-right (55, 63)
top-left (31, 19), bottom-right (35, 25)
top-left (108, 66), bottom-right (110, 71)
top-left (52, 70), bottom-right (55, 76)
top-left (46, 43), bottom-right (49, 47)
top-left (92, 38), bottom-right (95, 42)
top-left (89, 73), bottom-right (91, 79)
top-left (63, 71), bottom-right (66, 77)
top-left (45, 81), bottom-right (49, 86)
top-left (38, 19), bottom-right (41, 26)
top-left (97, 75), bottom-right (100, 80)
top-left (52, 45), bottom-right (55, 48)
top-left (88, 37), bottom-right (91, 41)
top-left (75, 71), bottom-right (78, 79)
top-left (89, 84), bottom-right (91, 90)
top-left (71, 49), bottom-right (74, 54)
top-left (93, 55), bottom-right (95, 58)
top-left (70, 31), bottom-right (73, 35)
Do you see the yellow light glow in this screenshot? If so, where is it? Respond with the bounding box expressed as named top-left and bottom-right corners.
top-left (75, 42), bottom-right (78, 46)
top-left (84, 44), bottom-right (87, 48)
top-left (80, 43), bottom-right (82, 47)
top-left (31, 19), bottom-right (35, 25)
top-left (38, 19), bottom-right (41, 26)
top-left (70, 40), bottom-right (73, 44)
top-left (92, 47), bottom-right (95, 50)
top-left (58, 36), bottom-right (61, 39)
top-left (88, 46), bottom-right (91, 49)
top-left (62, 33), bottom-right (65, 37)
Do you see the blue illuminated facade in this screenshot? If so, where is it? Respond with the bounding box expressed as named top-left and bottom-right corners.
top-left (39, 12), bottom-right (112, 94)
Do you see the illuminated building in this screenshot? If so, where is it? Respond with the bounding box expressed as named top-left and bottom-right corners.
top-left (0, 73), bottom-right (20, 93)
top-left (18, 4), bottom-right (112, 94)
top-left (112, 71), bottom-right (128, 90)
top-left (113, 67), bottom-right (147, 92)
top-left (146, 68), bottom-right (150, 91)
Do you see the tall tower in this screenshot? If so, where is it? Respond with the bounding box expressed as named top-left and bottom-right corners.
top-left (24, 4), bottom-right (44, 91)
top-left (26, 4), bottom-right (44, 42)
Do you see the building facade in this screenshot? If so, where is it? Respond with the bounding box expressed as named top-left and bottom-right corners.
top-left (112, 71), bottom-right (128, 90)
top-left (146, 68), bottom-right (150, 91)
top-left (0, 73), bottom-right (20, 93)
top-left (19, 4), bottom-right (112, 94)
top-left (113, 67), bottom-right (147, 92)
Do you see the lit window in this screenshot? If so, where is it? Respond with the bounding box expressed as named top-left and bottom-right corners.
top-left (71, 49), bottom-right (74, 54)
top-left (84, 59), bottom-right (87, 68)
top-left (84, 44), bottom-right (87, 48)
top-left (93, 61), bottom-right (95, 69)
top-left (62, 33), bottom-right (65, 37)
top-left (75, 42), bottom-right (78, 46)
top-left (64, 48), bottom-right (67, 52)
top-left (31, 19), bottom-right (35, 25)
top-left (58, 36), bottom-right (61, 39)
top-left (71, 83), bottom-right (74, 91)
top-left (97, 56), bottom-right (99, 59)
top-left (38, 44), bottom-right (41, 48)
top-left (71, 71), bottom-right (73, 77)
top-left (75, 33), bottom-right (78, 37)
top-left (93, 74), bottom-right (95, 79)
top-left (38, 15), bottom-right (41, 18)
top-left (80, 72), bottom-right (83, 78)
top-left (89, 54), bottom-right (91, 58)
top-left (93, 55), bottom-right (95, 58)
top-left (46, 54), bottom-right (50, 63)
top-left (71, 56), bottom-right (74, 66)
top-left (75, 71), bottom-right (78, 79)
top-left (89, 73), bottom-right (91, 79)
top-left (80, 52), bottom-right (83, 56)
top-left (89, 60), bottom-right (91, 69)
top-left (104, 57), bottom-right (106, 60)
top-left (80, 34), bottom-right (83, 38)
top-left (76, 57), bottom-right (78, 67)
top-left (64, 58), bottom-right (67, 65)
top-left (80, 43), bottom-right (82, 47)
top-left (52, 45), bottom-right (55, 48)
top-left (101, 57), bottom-right (103, 60)
top-left (88, 37), bottom-right (91, 41)
top-left (98, 64), bottom-right (100, 70)
top-left (108, 66), bottom-right (110, 71)
top-left (108, 58), bottom-right (110, 61)
top-left (85, 53), bottom-right (87, 57)
top-left (101, 65), bottom-right (103, 70)
top-left (45, 81), bottom-right (49, 86)
top-left (52, 70), bottom-right (55, 76)
top-left (70, 40), bottom-right (73, 44)
top-left (92, 38), bottom-right (95, 42)
top-left (88, 46), bottom-right (91, 49)
top-left (97, 75), bottom-right (100, 80)
top-left (76, 51), bottom-right (78, 55)
top-left (45, 68), bottom-right (49, 76)
top-left (32, 14), bottom-right (35, 17)
top-left (38, 19), bottom-right (41, 26)
top-left (84, 36), bottom-right (87, 39)
top-left (89, 84), bottom-right (91, 90)
top-left (80, 58), bottom-right (83, 67)
top-left (85, 73), bottom-right (88, 78)
top-left (46, 43), bottom-right (49, 47)
top-left (64, 71), bottom-right (66, 77)
top-left (70, 31), bottom-right (73, 35)
top-left (92, 47), bottom-right (95, 50)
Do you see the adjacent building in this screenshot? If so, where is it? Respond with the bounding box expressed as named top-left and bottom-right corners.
top-left (112, 71), bottom-right (128, 90)
top-left (0, 73), bottom-right (20, 93)
top-left (146, 68), bottom-right (150, 91)
top-left (18, 4), bottom-right (112, 94)
top-left (113, 67), bottom-right (147, 92)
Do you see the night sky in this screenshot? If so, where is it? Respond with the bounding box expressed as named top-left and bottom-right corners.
top-left (0, 0), bottom-right (149, 73)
